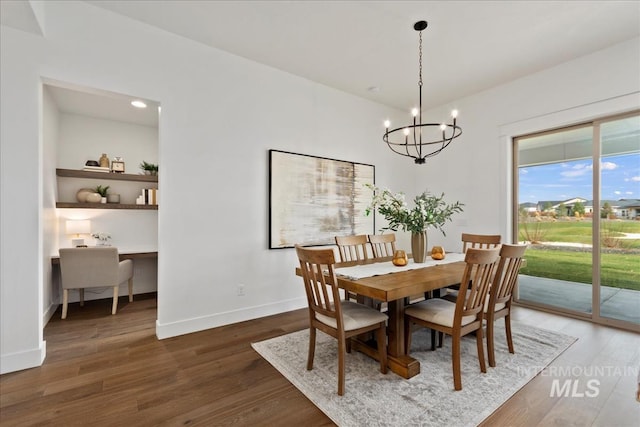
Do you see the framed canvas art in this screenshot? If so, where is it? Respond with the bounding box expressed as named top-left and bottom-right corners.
top-left (269, 150), bottom-right (375, 249)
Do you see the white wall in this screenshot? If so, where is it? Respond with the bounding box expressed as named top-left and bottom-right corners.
top-left (0, 1), bottom-right (412, 372)
top-left (42, 86), bottom-right (60, 325)
top-left (56, 112), bottom-right (158, 176)
top-left (1, 1), bottom-right (638, 373)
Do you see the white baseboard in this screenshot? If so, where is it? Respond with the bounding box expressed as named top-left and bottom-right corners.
top-left (156, 298), bottom-right (306, 340)
top-left (43, 301), bottom-right (58, 326)
top-left (1, 341), bottom-right (46, 374)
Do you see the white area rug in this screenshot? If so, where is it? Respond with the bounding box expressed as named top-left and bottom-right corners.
top-left (252, 323), bottom-right (576, 426)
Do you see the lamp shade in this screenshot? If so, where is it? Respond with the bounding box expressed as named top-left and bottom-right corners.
top-left (65, 219), bottom-right (90, 235)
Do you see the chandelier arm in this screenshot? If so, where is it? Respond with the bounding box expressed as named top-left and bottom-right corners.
top-left (384, 139), bottom-right (420, 161)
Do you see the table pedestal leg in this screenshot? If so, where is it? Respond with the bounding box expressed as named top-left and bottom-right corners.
top-left (351, 299), bottom-right (420, 379)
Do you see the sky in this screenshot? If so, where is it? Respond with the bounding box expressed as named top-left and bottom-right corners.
top-left (518, 153), bottom-right (640, 204)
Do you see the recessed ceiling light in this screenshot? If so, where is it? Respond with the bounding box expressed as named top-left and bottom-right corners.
top-left (131, 100), bottom-right (147, 108)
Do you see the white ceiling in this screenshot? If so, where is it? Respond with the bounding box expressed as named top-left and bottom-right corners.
top-left (3, 1), bottom-right (639, 125)
top-left (83, 0), bottom-right (640, 111)
top-left (44, 83), bottom-right (160, 128)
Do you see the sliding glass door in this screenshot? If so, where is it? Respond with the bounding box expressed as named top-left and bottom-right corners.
top-left (514, 111), bottom-right (639, 330)
top-left (597, 114), bottom-right (640, 325)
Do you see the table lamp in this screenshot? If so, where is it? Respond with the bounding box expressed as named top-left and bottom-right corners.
top-left (66, 219), bottom-right (90, 247)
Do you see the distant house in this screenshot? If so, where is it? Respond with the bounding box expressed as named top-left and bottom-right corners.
top-left (537, 198), bottom-right (588, 216)
top-left (582, 199), bottom-right (640, 219)
top-left (519, 202), bottom-right (538, 214)
top-left (617, 199), bottom-right (640, 219)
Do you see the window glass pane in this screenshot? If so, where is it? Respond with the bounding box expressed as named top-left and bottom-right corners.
top-left (516, 126), bottom-right (593, 315)
top-left (599, 115), bottom-right (640, 325)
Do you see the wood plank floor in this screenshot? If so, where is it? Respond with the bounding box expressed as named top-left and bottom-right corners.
top-left (1, 293), bottom-right (638, 426)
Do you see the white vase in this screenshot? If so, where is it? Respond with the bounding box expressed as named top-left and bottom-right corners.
top-left (85, 192), bottom-right (102, 203)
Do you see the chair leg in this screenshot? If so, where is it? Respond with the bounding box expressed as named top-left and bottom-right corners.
top-left (79, 288), bottom-right (84, 306)
top-left (438, 332), bottom-right (444, 348)
top-left (111, 286), bottom-right (118, 315)
top-left (376, 324), bottom-right (387, 374)
top-left (307, 327), bottom-right (316, 370)
top-left (476, 327), bottom-right (487, 374)
top-left (62, 289), bottom-right (69, 319)
top-left (452, 333), bottom-right (462, 391)
top-left (487, 319), bottom-right (496, 368)
top-left (430, 329), bottom-right (436, 351)
top-left (128, 278), bottom-right (133, 302)
top-left (505, 314), bottom-right (514, 354)
top-left (337, 335), bottom-right (346, 396)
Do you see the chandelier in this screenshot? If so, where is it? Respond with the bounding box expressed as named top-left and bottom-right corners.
top-left (383, 21), bottom-right (462, 164)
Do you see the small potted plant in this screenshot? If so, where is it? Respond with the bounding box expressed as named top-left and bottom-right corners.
top-left (139, 161), bottom-right (158, 176)
top-left (94, 185), bottom-right (110, 203)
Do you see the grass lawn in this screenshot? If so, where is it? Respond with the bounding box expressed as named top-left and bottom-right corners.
top-left (520, 248), bottom-right (640, 291)
top-left (519, 219), bottom-right (640, 248)
top-left (518, 219), bottom-right (640, 291)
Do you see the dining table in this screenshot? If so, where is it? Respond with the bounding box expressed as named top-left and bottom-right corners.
top-left (297, 252), bottom-right (468, 379)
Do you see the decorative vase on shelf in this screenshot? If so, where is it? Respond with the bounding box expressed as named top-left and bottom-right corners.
top-left (411, 231), bottom-right (428, 263)
top-left (85, 192), bottom-right (102, 203)
top-left (99, 153), bottom-right (110, 168)
top-left (76, 188), bottom-right (94, 202)
top-left (107, 194), bottom-right (120, 203)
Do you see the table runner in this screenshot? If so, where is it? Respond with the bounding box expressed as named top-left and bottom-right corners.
top-left (334, 252), bottom-right (466, 280)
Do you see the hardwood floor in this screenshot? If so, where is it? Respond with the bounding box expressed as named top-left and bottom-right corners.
top-left (1, 294), bottom-right (638, 426)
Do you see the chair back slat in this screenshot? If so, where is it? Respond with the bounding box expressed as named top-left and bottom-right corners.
top-left (296, 246), bottom-right (343, 325)
top-left (368, 233), bottom-right (397, 258)
top-left (335, 235), bottom-right (370, 261)
top-left (455, 247), bottom-right (500, 322)
top-left (461, 233), bottom-right (501, 253)
top-left (490, 244), bottom-right (527, 306)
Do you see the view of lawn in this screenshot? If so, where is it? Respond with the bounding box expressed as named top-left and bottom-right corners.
top-left (519, 219), bottom-right (640, 248)
top-left (518, 220), bottom-right (640, 291)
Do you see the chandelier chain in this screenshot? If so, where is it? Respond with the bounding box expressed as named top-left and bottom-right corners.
top-left (418, 30), bottom-right (423, 87)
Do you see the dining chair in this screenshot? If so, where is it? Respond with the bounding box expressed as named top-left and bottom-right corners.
top-left (462, 233), bottom-right (502, 252)
top-left (404, 247), bottom-right (500, 391)
top-left (485, 243), bottom-right (527, 367)
top-left (59, 247), bottom-right (134, 319)
top-left (335, 234), bottom-right (371, 301)
top-left (335, 234), bottom-right (370, 262)
top-left (295, 245), bottom-right (388, 396)
top-left (443, 233), bottom-right (502, 302)
top-left (368, 233), bottom-right (397, 258)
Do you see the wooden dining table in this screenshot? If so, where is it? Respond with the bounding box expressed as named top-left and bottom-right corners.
top-left (297, 254), bottom-right (468, 379)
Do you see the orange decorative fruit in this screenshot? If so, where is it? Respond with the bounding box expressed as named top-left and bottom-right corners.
top-left (431, 246), bottom-right (446, 260)
top-left (392, 250), bottom-right (408, 266)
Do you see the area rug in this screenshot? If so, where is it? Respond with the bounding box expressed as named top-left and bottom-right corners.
top-left (252, 323), bottom-right (576, 426)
